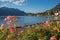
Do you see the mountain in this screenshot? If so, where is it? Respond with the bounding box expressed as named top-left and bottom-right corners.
top-left (43, 3), bottom-right (60, 15)
top-left (0, 7), bottom-right (26, 16)
top-left (31, 3), bottom-right (60, 16)
top-left (50, 3), bottom-right (60, 13)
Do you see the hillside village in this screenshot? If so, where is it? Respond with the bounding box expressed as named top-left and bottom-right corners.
top-left (26, 3), bottom-right (60, 16)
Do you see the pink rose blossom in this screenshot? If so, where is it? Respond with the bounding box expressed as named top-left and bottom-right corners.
top-left (50, 36), bottom-right (57, 40)
top-left (0, 24), bottom-right (4, 30)
top-left (45, 21), bottom-right (50, 27)
top-left (6, 16), bottom-right (11, 21)
top-left (9, 28), bottom-right (15, 33)
top-left (7, 26), bottom-right (12, 29)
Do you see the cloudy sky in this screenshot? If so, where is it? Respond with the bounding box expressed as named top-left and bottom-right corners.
top-left (0, 0), bottom-right (60, 13)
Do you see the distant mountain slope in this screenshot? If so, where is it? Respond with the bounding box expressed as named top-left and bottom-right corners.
top-left (51, 3), bottom-right (60, 12)
top-left (44, 3), bottom-right (60, 15)
top-left (28, 3), bottom-right (60, 16)
top-left (0, 7), bottom-right (26, 16)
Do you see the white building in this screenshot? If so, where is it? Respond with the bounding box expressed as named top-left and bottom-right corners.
top-left (55, 13), bottom-right (58, 16)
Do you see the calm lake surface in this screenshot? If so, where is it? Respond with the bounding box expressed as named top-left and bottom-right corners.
top-left (0, 16), bottom-right (60, 27)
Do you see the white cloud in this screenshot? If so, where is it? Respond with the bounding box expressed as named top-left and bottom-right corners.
top-left (0, 0), bottom-right (25, 6)
top-left (0, 0), bottom-right (14, 2)
top-left (9, 0), bottom-right (14, 2)
top-left (5, 0), bottom-right (14, 2)
top-left (0, 0), bottom-right (5, 2)
top-left (13, 1), bottom-right (21, 5)
top-left (1, 4), bottom-right (7, 7)
top-left (20, 0), bottom-right (25, 2)
top-left (13, 0), bottom-right (25, 5)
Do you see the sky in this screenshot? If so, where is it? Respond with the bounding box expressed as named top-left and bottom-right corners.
top-left (0, 0), bottom-right (60, 13)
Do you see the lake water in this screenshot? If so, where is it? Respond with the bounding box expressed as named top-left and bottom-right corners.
top-left (0, 16), bottom-right (60, 27)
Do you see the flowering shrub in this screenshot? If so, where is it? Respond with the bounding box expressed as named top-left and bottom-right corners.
top-left (0, 16), bottom-right (60, 40)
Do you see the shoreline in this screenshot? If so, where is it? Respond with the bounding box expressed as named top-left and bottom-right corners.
top-left (16, 20), bottom-right (60, 31)
top-left (16, 21), bottom-right (47, 31)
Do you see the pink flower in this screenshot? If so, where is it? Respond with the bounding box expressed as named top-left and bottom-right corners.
top-left (7, 26), bottom-right (12, 29)
top-left (50, 36), bottom-right (57, 40)
top-left (6, 20), bottom-right (11, 25)
top-left (58, 30), bottom-right (60, 32)
top-left (45, 21), bottom-right (50, 27)
top-left (12, 16), bottom-right (17, 21)
top-left (47, 24), bottom-right (50, 27)
top-left (56, 21), bottom-right (60, 25)
top-left (6, 16), bottom-right (11, 21)
top-left (13, 24), bottom-right (18, 27)
top-left (18, 30), bottom-right (23, 35)
top-left (0, 24), bottom-right (4, 30)
top-left (4, 18), bottom-right (7, 21)
top-left (18, 31), bottom-right (22, 35)
top-left (9, 28), bottom-right (15, 33)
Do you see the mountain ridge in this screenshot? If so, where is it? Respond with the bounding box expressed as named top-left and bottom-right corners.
top-left (51, 3), bottom-right (60, 13)
top-left (0, 7), bottom-right (26, 16)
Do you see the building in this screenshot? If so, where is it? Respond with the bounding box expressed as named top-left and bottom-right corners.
top-left (55, 13), bottom-right (58, 16)
top-left (54, 11), bottom-right (60, 16)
